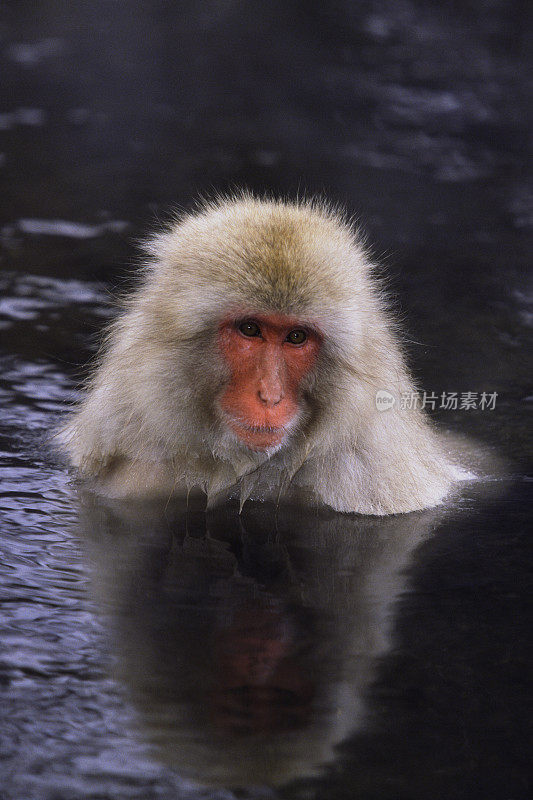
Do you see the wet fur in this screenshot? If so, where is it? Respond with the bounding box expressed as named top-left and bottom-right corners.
top-left (60, 194), bottom-right (461, 514)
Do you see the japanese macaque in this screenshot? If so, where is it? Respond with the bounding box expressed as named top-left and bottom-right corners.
top-left (61, 194), bottom-right (464, 514)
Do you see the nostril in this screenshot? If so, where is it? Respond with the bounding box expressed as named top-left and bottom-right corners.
top-left (258, 386), bottom-right (283, 406)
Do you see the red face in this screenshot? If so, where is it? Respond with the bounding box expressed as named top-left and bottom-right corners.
top-left (218, 314), bottom-right (321, 451)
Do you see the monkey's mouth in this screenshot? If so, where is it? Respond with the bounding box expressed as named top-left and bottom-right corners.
top-left (223, 415), bottom-right (291, 451)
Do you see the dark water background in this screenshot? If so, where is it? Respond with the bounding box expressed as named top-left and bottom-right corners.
top-left (0, 2), bottom-right (531, 798)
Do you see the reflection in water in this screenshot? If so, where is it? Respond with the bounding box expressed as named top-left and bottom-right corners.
top-left (79, 496), bottom-right (443, 789)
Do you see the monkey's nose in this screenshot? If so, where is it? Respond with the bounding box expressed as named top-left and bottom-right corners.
top-left (258, 379), bottom-right (284, 407)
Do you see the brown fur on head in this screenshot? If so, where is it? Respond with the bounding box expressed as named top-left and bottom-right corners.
top-left (60, 193), bottom-right (462, 513)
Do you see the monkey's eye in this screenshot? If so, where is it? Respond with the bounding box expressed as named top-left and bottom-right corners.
top-left (238, 320), bottom-right (261, 337)
top-left (286, 329), bottom-right (307, 345)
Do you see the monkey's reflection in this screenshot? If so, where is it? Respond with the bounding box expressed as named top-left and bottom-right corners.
top-left (80, 497), bottom-right (441, 787)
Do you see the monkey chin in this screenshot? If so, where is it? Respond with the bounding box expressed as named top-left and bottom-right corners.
top-left (221, 411), bottom-right (301, 454)
top-left (228, 422), bottom-right (286, 452)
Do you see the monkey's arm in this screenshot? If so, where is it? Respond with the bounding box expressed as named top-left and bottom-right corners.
top-left (302, 411), bottom-right (458, 515)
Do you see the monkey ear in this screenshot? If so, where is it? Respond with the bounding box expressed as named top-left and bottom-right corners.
top-left (308, 408), bottom-right (457, 515)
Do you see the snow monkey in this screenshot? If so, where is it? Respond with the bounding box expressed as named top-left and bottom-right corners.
top-left (61, 195), bottom-right (463, 514)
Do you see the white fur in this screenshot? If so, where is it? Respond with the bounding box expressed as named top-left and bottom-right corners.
top-left (60, 194), bottom-right (461, 514)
